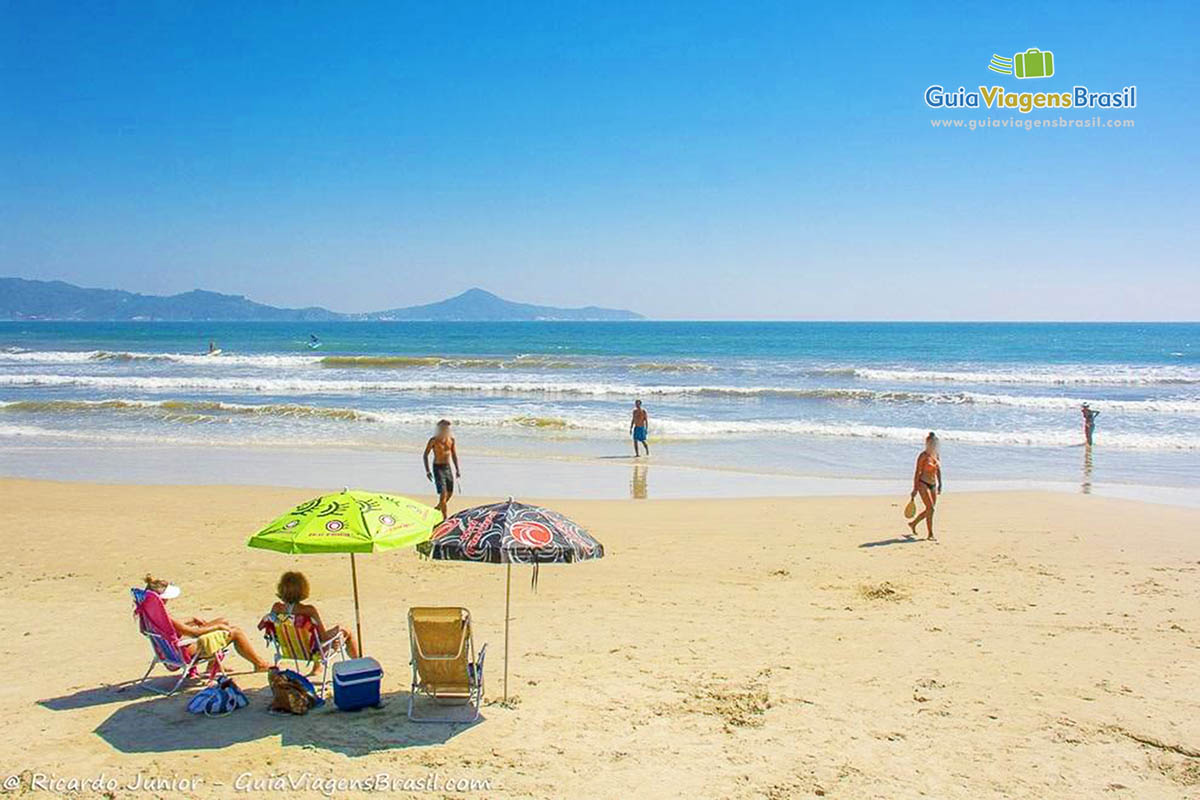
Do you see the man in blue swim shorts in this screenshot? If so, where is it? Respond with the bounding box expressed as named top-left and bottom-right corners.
top-left (630, 399), bottom-right (650, 457)
top-left (423, 419), bottom-right (461, 520)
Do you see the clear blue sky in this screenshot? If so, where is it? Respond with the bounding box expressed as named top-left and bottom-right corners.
top-left (2, 1), bottom-right (1196, 320)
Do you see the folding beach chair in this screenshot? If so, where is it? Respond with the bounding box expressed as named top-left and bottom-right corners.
top-left (407, 607), bottom-right (486, 722)
top-left (258, 610), bottom-right (348, 697)
top-left (130, 588), bottom-right (228, 695)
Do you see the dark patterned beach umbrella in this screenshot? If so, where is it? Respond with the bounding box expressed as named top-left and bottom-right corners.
top-left (417, 499), bottom-right (604, 700)
top-left (417, 499), bottom-right (604, 564)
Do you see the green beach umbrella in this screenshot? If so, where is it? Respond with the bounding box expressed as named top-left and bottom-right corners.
top-left (248, 489), bottom-right (440, 650)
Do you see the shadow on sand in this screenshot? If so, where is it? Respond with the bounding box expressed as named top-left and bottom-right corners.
top-left (39, 683), bottom-right (147, 712)
top-left (56, 685), bottom-right (481, 757)
top-left (858, 535), bottom-right (924, 549)
top-left (38, 669), bottom-right (268, 711)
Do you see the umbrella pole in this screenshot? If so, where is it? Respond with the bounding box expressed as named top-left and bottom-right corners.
top-left (350, 552), bottom-right (363, 653)
top-left (504, 562), bottom-right (511, 702)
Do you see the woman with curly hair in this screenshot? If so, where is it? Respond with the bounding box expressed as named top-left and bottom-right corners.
top-left (271, 571), bottom-right (360, 659)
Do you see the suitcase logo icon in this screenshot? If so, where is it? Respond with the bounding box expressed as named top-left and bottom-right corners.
top-left (1014, 48), bottom-right (1054, 78)
top-left (988, 48), bottom-right (1055, 79)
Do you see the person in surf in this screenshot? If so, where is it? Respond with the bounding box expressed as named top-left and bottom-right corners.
top-left (630, 399), bottom-right (650, 457)
top-left (1081, 403), bottom-right (1100, 446)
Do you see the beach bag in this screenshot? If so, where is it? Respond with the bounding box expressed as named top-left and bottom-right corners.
top-left (187, 676), bottom-right (248, 716)
top-left (903, 498), bottom-right (917, 519)
top-left (268, 667), bottom-right (324, 715)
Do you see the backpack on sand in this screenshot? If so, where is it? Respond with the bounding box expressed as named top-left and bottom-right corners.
top-left (268, 667), bottom-right (324, 715)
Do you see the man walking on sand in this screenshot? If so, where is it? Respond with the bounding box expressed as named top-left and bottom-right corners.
top-left (423, 419), bottom-right (461, 520)
top-left (630, 399), bottom-right (650, 457)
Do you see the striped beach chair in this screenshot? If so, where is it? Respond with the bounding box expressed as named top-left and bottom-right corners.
top-left (258, 608), bottom-right (347, 697)
top-left (130, 588), bottom-right (228, 695)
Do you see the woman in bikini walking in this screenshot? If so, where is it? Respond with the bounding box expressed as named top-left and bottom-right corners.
top-left (908, 432), bottom-right (943, 540)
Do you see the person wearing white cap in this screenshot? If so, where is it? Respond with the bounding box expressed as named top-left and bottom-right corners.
top-left (143, 575), bottom-right (270, 671)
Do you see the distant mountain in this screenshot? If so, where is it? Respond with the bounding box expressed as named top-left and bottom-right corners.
top-left (362, 288), bottom-right (643, 321)
top-left (0, 278), bottom-right (341, 321)
top-left (0, 278), bottom-right (643, 321)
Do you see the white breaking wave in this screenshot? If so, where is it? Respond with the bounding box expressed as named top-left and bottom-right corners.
top-left (0, 373), bottom-right (662, 395)
top-left (2, 372), bottom-right (1198, 413)
top-left (1, 416), bottom-right (1196, 451)
top-left (641, 419), bottom-right (1199, 449)
top-left (0, 349), bottom-right (323, 368)
top-left (3, 349), bottom-right (1198, 386)
top-left (0, 350), bottom-right (581, 370)
top-left (842, 366), bottom-right (1200, 386)
top-left (0, 423), bottom-right (294, 448)
top-left (958, 392), bottom-right (1200, 414)
top-left (2, 398), bottom-right (1198, 450)
top-left (0, 424), bottom-right (53, 437)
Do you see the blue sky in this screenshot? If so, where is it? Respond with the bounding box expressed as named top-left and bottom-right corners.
top-left (2, 1), bottom-right (1197, 320)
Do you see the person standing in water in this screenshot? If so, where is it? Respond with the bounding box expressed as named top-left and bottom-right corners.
top-left (423, 419), bottom-right (461, 520)
top-left (630, 400), bottom-right (650, 457)
top-left (908, 432), bottom-right (942, 540)
top-left (1081, 403), bottom-right (1100, 446)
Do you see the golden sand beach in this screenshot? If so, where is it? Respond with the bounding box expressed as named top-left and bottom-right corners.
top-left (1, 478), bottom-right (1197, 798)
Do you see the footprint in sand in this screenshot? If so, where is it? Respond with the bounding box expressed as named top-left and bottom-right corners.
top-left (912, 678), bottom-right (945, 704)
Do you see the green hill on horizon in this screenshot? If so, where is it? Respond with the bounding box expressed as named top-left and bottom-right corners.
top-left (0, 279), bottom-right (643, 322)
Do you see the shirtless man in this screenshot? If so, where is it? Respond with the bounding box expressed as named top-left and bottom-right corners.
top-left (630, 400), bottom-right (650, 457)
top-left (1081, 403), bottom-right (1100, 446)
top-left (422, 419), bottom-right (461, 520)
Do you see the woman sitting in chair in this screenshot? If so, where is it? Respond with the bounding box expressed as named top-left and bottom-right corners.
top-left (271, 571), bottom-right (360, 661)
top-left (143, 575), bottom-right (270, 671)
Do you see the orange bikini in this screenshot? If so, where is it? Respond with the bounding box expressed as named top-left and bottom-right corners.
top-left (919, 452), bottom-right (940, 488)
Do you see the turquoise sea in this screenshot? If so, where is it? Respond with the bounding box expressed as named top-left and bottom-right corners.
top-left (1, 321), bottom-right (1198, 497)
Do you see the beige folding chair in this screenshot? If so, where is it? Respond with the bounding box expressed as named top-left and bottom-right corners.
top-left (407, 607), bottom-right (486, 722)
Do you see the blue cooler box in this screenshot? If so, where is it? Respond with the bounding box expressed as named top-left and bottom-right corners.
top-left (332, 657), bottom-right (383, 711)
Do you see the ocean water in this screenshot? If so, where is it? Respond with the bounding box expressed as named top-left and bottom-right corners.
top-left (1, 321), bottom-right (1197, 495)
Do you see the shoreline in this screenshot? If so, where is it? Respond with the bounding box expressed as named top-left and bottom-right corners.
top-left (3, 441), bottom-right (1199, 508)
